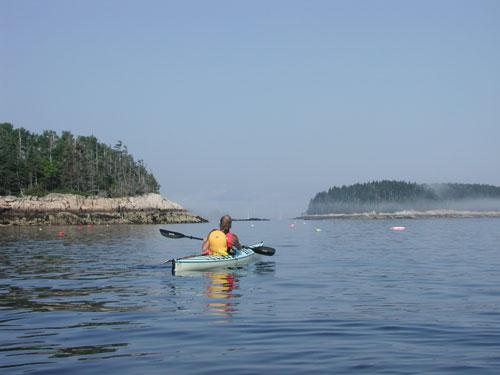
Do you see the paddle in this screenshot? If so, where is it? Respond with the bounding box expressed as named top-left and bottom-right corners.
top-left (159, 229), bottom-right (276, 256)
top-left (159, 229), bottom-right (204, 241)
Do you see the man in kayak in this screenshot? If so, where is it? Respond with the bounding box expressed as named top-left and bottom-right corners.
top-left (202, 215), bottom-right (241, 256)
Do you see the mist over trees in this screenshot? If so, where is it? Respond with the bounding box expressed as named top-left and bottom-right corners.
top-left (0, 123), bottom-right (160, 197)
top-left (307, 180), bottom-right (500, 214)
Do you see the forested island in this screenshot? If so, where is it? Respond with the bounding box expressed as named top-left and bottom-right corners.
top-left (0, 123), bottom-right (206, 225)
top-left (302, 180), bottom-right (500, 219)
top-left (0, 122), bottom-right (159, 196)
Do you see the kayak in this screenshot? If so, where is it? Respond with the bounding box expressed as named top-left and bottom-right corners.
top-left (172, 242), bottom-right (263, 273)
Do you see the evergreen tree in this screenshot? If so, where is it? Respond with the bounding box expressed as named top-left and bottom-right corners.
top-left (307, 180), bottom-right (500, 214)
top-left (0, 123), bottom-right (160, 197)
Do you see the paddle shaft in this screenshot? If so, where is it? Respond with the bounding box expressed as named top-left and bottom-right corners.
top-left (159, 228), bottom-right (275, 256)
top-left (183, 235), bottom-right (204, 241)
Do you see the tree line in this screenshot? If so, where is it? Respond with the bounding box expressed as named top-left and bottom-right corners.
top-left (0, 123), bottom-right (160, 197)
top-left (307, 180), bottom-right (500, 214)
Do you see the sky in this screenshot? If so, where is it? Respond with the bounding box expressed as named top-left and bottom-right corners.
top-left (1, 1), bottom-right (499, 218)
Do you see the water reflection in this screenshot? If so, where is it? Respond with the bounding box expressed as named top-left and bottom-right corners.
top-left (51, 343), bottom-right (128, 358)
top-left (204, 272), bottom-right (239, 317)
top-left (0, 285), bottom-right (139, 312)
top-left (254, 260), bottom-right (276, 275)
top-left (170, 260), bottom-right (275, 319)
top-left (0, 223), bottom-right (278, 371)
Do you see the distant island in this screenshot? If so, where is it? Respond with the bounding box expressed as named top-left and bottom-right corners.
top-left (0, 123), bottom-right (206, 225)
top-left (300, 180), bottom-right (500, 220)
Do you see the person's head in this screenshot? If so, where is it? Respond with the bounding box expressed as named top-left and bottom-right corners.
top-left (219, 215), bottom-right (232, 233)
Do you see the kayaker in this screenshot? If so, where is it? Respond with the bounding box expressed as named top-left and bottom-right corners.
top-left (202, 215), bottom-right (241, 256)
top-left (220, 215), bottom-right (241, 250)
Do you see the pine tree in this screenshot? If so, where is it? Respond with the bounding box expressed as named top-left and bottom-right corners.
top-left (0, 123), bottom-right (161, 197)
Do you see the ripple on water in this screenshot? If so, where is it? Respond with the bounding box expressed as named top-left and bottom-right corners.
top-left (1, 221), bottom-right (500, 373)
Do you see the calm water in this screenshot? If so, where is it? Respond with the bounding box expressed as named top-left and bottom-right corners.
top-left (1, 219), bottom-right (500, 374)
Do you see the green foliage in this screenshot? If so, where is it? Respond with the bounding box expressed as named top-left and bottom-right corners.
top-left (0, 123), bottom-right (160, 197)
top-left (307, 180), bottom-right (500, 214)
top-left (23, 186), bottom-right (49, 197)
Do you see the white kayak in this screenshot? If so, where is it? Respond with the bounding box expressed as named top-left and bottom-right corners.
top-left (172, 242), bottom-right (263, 273)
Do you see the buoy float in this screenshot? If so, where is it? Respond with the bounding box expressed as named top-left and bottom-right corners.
top-left (57, 230), bottom-right (65, 237)
top-left (390, 226), bottom-right (406, 231)
top-left (315, 228), bottom-right (322, 232)
top-left (289, 223), bottom-right (295, 228)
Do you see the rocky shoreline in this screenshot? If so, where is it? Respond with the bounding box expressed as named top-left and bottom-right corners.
top-left (297, 209), bottom-right (500, 220)
top-left (0, 193), bottom-right (207, 226)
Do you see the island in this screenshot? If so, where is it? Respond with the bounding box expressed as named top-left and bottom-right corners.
top-left (299, 180), bottom-right (500, 220)
top-left (0, 123), bottom-right (206, 225)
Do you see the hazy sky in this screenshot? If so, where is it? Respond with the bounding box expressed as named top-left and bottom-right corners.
top-left (1, 1), bottom-right (499, 218)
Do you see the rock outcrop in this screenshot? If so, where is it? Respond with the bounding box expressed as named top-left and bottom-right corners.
top-left (0, 193), bottom-right (207, 225)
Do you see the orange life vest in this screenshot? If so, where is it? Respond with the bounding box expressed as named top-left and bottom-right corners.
top-left (208, 230), bottom-right (228, 256)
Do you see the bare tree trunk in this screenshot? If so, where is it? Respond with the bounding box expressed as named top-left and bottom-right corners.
top-left (17, 129), bottom-right (22, 194)
top-left (49, 134), bottom-right (53, 163)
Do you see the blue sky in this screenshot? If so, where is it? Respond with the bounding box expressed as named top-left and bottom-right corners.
top-left (1, 1), bottom-right (499, 218)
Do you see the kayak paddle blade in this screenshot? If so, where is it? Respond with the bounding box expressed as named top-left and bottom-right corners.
top-left (252, 246), bottom-right (276, 256)
top-left (159, 229), bottom-right (185, 239)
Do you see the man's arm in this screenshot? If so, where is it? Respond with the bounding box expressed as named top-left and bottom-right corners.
top-left (201, 238), bottom-right (209, 254)
top-left (232, 234), bottom-right (242, 250)
top-left (201, 229), bottom-right (215, 254)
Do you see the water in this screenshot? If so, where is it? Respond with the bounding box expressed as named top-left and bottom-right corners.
top-left (1, 219), bottom-right (500, 373)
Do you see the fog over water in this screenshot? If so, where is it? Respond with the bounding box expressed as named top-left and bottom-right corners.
top-left (307, 199), bottom-right (500, 216)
